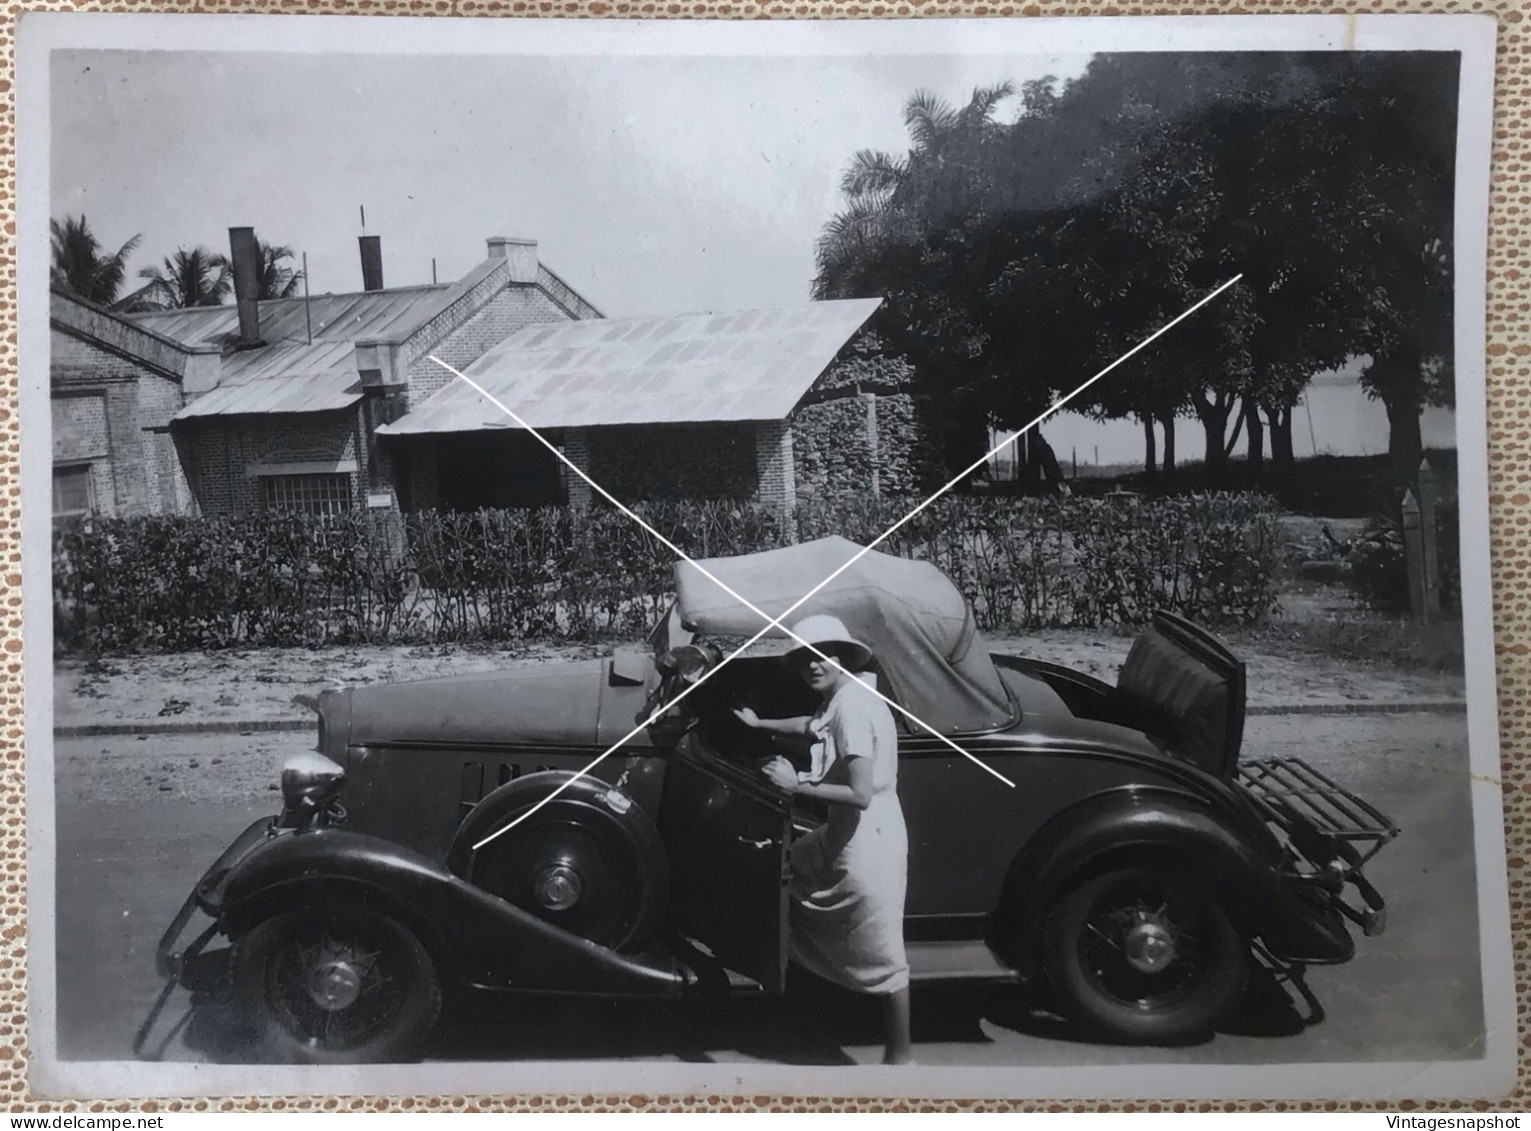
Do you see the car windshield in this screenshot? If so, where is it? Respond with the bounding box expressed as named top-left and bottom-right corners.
top-left (647, 602), bottom-right (692, 659)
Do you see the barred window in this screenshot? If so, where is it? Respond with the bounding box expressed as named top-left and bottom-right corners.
top-left (53, 463), bottom-right (94, 521)
top-left (261, 473), bottom-right (353, 516)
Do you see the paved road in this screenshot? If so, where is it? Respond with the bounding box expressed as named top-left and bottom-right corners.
top-left (53, 712), bottom-right (1483, 1068)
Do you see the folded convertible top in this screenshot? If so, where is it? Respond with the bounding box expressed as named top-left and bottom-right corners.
top-left (675, 537), bottom-right (1013, 736)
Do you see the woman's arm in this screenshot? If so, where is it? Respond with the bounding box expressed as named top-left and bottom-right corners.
top-left (767, 754), bottom-right (874, 810)
top-left (734, 707), bottom-right (813, 736)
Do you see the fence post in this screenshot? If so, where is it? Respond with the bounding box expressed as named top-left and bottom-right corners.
top-left (366, 489), bottom-right (407, 564)
top-left (1401, 489), bottom-right (1436, 623)
top-left (863, 392), bottom-right (880, 498)
top-left (1417, 459), bottom-right (1441, 622)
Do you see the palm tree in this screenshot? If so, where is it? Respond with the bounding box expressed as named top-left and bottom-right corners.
top-left (50, 215), bottom-right (141, 308)
top-left (253, 236), bottom-right (304, 300)
top-left (813, 82), bottom-right (1014, 300)
top-left (137, 247), bottom-right (233, 309)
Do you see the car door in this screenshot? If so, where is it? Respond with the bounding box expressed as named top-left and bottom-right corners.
top-left (656, 734), bottom-right (792, 993)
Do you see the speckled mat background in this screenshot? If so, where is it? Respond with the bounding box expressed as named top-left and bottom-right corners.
top-left (5, 1), bottom-right (1526, 1114)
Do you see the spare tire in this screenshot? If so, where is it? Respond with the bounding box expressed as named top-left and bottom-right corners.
top-left (447, 771), bottom-right (668, 953)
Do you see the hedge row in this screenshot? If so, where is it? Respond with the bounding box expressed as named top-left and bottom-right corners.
top-left (52, 493), bottom-right (1282, 653)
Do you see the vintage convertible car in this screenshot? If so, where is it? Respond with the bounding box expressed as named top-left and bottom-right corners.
top-left (139, 536), bottom-right (1397, 1064)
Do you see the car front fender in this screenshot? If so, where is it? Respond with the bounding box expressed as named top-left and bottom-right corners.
top-left (988, 785), bottom-right (1282, 971)
top-left (218, 827), bottom-right (686, 997)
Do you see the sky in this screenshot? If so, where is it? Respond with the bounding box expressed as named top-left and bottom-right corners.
top-left (46, 39), bottom-right (1458, 465)
top-left (50, 49), bottom-right (1089, 318)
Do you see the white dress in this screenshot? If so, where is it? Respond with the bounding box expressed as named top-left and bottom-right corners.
top-left (786, 677), bottom-right (910, 996)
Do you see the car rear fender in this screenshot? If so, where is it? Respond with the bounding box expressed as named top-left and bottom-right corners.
top-left (218, 828), bottom-right (685, 997)
top-left (987, 786), bottom-right (1279, 970)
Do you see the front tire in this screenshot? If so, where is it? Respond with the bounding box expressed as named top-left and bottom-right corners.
top-left (231, 904), bottom-right (441, 1064)
top-left (1042, 867), bottom-right (1248, 1045)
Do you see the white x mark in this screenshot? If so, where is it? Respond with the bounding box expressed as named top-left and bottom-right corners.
top-left (431, 272), bottom-right (1241, 851)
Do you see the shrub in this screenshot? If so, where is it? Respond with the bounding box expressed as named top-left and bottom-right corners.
top-left (53, 492), bottom-right (1281, 654)
top-left (1312, 500), bottom-right (1461, 615)
top-left (797, 492), bottom-right (1282, 630)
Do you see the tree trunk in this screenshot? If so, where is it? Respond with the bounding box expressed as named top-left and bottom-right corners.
top-left (1159, 412), bottom-right (1177, 475)
top-left (1035, 430), bottom-right (1066, 493)
top-left (1268, 404), bottom-right (1295, 470)
top-left (1024, 430), bottom-right (1044, 489)
top-left (1364, 353), bottom-right (1427, 481)
top-left (1223, 401), bottom-right (1247, 459)
top-left (1383, 393), bottom-right (1424, 481)
top-left (1142, 416), bottom-right (1157, 478)
top-left (1195, 395), bottom-right (1232, 478)
top-left (1246, 404), bottom-right (1265, 472)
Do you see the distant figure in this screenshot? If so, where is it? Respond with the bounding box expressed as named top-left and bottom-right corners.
top-left (734, 614), bottom-right (912, 1065)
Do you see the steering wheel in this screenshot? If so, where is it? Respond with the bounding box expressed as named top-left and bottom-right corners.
top-left (636, 643), bottom-right (722, 742)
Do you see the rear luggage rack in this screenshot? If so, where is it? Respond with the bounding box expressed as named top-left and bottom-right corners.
top-left (1238, 756), bottom-right (1399, 868)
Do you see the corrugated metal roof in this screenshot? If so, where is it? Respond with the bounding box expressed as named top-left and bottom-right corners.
top-left (217, 340), bottom-right (360, 384)
top-left (377, 298), bottom-right (882, 435)
top-left (172, 370), bottom-right (363, 419)
top-left (132, 266), bottom-right (511, 420)
top-left (127, 283), bottom-right (463, 351)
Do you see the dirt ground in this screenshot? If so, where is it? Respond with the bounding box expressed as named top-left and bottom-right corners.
top-left (53, 621), bottom-right (1465, 732)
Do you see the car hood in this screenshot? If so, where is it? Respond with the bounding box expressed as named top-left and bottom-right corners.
top-left (326, 654), bottom-right (659, 751)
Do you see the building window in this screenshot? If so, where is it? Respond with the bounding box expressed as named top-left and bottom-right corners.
top-left (52, 463), bottom-right (95, 522)
top-left (261, 473), bottom-right (353, 516)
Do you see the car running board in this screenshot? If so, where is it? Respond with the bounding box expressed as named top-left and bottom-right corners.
top-left (906, 940), bottom-right (1021, 984)
top-left (687, 940), bottom-right (1022, 992)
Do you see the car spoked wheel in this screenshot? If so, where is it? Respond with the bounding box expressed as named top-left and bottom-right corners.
top-left (232, 906), bottom-right (441, 1064)
top-left (1043, 868), bottom-right (1248, 1045)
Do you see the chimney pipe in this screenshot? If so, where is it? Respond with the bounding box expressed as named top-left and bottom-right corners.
top-left (359, 235), bottom-right (384, 292)
top-left (228, 227), bottom-right (262, 348)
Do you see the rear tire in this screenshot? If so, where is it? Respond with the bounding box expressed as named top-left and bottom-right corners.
top-left (1042, 867), bottom-right (1248, 1045)
top-left (231, 904), bottom-right (441, 1064)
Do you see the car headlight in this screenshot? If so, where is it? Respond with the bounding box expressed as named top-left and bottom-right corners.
top-left (281, 751), bottom-right (346, 811)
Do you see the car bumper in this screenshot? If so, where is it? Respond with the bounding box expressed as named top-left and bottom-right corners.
top-left (1235, 756), bottom-right (1394, 965)
top-left (135, 815), bottom-right (282, 1061)
top-left (1261, 868), bottom-right (1387, 966)
top-left (154, 815), bottom-right (279, 980)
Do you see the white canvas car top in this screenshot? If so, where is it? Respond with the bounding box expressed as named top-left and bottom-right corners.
top-left (674, 536), bottom-right (1013, 735)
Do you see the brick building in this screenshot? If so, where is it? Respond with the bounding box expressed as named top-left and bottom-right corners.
top-left (49, 233), bottom-right (601, 521)
top-left (49, 292), bottom-right (199, 520)
top-left (377, 296), bottom-right (938, 510)
top-left (52, 228), bottom-right (932, 521)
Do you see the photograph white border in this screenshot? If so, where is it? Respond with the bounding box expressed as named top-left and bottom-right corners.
top-left (17, 10), bottom-right (1510, 1100)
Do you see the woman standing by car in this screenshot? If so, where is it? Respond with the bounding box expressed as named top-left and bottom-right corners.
top-left (734, 615), bottom-right (913, 1066)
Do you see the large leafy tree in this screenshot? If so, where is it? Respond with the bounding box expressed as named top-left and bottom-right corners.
top-left (1035, 53), bottom-right (1375, 477)
top-left (50, 215), bottom-right (142, 308)
top-left (137, 247), bottom-right (233, 310)
top-left (813, 51), bottom-right (1459, 482)
top-left (1338, 54), bottom-right (1459, 475)
top-left (1157, 53), bottom-right (1455, 476)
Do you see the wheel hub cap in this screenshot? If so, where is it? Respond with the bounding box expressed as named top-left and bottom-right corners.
top-left (533, 863), bottom-right (582, 911)
top-left (306, 960), bottom-right (364, 1012)
top-left (1122, 921), bottom-right (1176, 974)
